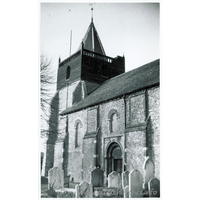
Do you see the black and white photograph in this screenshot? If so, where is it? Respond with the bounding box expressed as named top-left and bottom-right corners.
top-left (40, 1), bottom-right (160, 198)
top-left (3, 1), bottom-right (200, 200)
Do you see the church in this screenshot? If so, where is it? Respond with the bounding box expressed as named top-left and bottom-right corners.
top-left (42, 15), bottom-right (160, 186)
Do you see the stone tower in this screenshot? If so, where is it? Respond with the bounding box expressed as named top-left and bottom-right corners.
top-left (42, 18), bottom-right (125, 176)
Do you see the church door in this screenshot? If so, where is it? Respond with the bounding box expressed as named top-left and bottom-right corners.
top-left (107, 142), bottom-right (122, 176)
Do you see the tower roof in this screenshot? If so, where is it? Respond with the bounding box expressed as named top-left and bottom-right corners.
top-left (78, 21), bottom-right (106, 55)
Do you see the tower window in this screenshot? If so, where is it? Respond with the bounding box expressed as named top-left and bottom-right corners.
top-left (66, 66), bottom-right (70, 79)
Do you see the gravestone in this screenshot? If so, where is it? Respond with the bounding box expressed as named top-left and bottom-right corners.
top-left (129, 169), bottom-right (143, 198)
top-left (122, 171), bottom-right (129, 189)
top-left (64, 175), bottom-right (70, 188)
top-left (75, 184), bottom-right (79, 198)
top-left (124, 185), bottom-right (129, 198)
top-left (75, 182), bottom-right (93, 198)
top-left (143, 158), bottom-right (155, 189)
top-left (108, 171), bottom-right (122, 188)
top-left (48, 166), bottom-right (64, 190)
top-left (148, 177), bottom-right (160, 197)
top-left (90, 168), bottom-right (104, 187)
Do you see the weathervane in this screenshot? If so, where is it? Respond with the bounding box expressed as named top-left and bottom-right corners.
top-left (89, 3), bottom-right (96, 22)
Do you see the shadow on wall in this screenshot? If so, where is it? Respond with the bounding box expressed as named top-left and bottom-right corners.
top-left (45, 92), bottom-right (59, 172)
top-left (72, 81), bottom-right (83, 105)
top-left (48, 92), bottom-right (59, 144)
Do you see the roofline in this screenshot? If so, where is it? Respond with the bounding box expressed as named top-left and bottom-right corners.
top-left (93, 23), bottom-right (106, 55)
top-left (59, 50), bottom-right (81, 68)
top-left (60, 82), bottom-right (159, 116)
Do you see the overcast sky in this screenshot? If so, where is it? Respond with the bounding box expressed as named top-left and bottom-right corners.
top-left (40, 2), bottom-right (159, 81)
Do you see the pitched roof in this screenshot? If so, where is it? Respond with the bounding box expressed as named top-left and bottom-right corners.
top-left (60, 59), bottom-right (160, 115)
top-left (77, 21), bottom-right (106, 55)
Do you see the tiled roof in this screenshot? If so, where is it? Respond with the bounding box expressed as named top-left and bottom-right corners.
top-left (60, 59), bottom-right (159, 115)
top-left (77, 21), bottom-right (106, 55)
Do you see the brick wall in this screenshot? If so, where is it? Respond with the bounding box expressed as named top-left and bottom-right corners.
top-left (100, 98), bottom-right (125, 137)
top-left (66, 110), bottom-right (87, 182)
top-left (87, 107), bottom-right (98, 133)
top-left (124, 87), bottom-right (160, 178)
top-left (126, 91), bottom-right (146, 126)
top-left (126, 130), bottom-right (146, 175)
top-left (147, 86), bottom-right (160, 179)
top-left (67, 151), bottom-right (82, 182)
top-left (82, 105), bottom-right (98, 181)
top-left (46, 83), bottom-right (160, 182)
top-left (125, 91), bottom-right (149, 176)
top-left (130, 93), bottom-right (146, 124)
top-left (99, 98), bottom-right (125, 172)
top-left (82, 138), bottom-right (95, 182)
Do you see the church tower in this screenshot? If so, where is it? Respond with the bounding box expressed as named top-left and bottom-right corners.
top-left (57, 19), bottom-right (125, 100)
top-left (42, 16), bottom-right (125, 177)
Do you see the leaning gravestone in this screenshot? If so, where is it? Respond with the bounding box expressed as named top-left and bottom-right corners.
top-left (143, 158), bottom-right (155, 189)
top-left (48, 166), bottom-right (64, 190)
top-left (90, 168), bottom-right (104, 187)
top-left (129, 169), bottom-right (143, 198)
top-left (124, 185), bottom-right (129, 198)
top-left (75, 182), bottom-right (93, 198)
top-left (148, 177), bottom-right (160, 197)
top-left (122, 171), bottom-right (129, 189)
top-left (108, 171), bottom-right (122, 188)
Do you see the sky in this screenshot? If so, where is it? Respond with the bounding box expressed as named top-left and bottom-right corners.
top-left (40, 2), bottom-right (159, 83)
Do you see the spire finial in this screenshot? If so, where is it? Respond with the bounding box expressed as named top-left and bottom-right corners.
top-left (89, 3), bottom-right (95, 22)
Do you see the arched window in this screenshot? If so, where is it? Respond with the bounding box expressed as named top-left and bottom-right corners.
top-left (66, 66), bottom-right (70, 79)
top-left (74, 119), bottom-right (82, 148)
top-left (110, 113), bottom-right (117, 133)
top-left (108, 109), bottom-right (119, 133)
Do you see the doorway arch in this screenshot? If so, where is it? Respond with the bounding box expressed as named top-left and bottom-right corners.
top-left (106, 142), bottom-right (123, 176)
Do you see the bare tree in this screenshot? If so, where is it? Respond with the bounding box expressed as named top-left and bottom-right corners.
top-left (40, 55), bottom-right (65, 144)
top-left (40, 55), bottom-right (55, 138)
